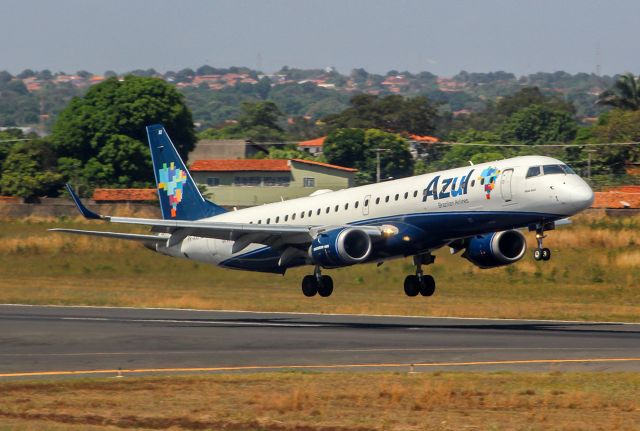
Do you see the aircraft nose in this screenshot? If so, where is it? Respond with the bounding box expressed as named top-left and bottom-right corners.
top-left (566, 179), bottom-right (594, 212)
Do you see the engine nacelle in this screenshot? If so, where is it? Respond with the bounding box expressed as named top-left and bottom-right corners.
top-left (463, 230), bottom-right (527, 269)
top-left (311, 227), bottom-right (373, 268)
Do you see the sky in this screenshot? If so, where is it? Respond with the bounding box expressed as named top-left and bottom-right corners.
top-left (2, 0), bottom-right (639, 77)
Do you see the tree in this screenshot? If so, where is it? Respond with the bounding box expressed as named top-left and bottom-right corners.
top-left (324, 128), bottom-right (413, 184)
top-left (597, 73), bottom-right (640, 110)
top-left (323, 95), bottom-right (438, 136)
top-left (0, 140), bottom-right (64, 201)
top-left (496, 86), bottom-right (574, 117)
top-left (581, 109), bottom-right (640, 177)
top-left (51, 75), bottom-right (196, 189)
top-left (500, 104), bottom-right (577, 145)
top-left (238, 101), bottom-right (283, 131)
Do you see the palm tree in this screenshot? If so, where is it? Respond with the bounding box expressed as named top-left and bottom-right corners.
top-left (597, 72), bottom-right (640, 110)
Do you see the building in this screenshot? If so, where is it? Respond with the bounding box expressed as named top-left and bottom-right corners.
top-left (190, 158), bottom-right (356, 207)
top-left (188, 139), bottom-right (269, 162)
top-left (408, 134), bottom-right (440, 160)
top-left (297, 136), bottom-right (326, 155)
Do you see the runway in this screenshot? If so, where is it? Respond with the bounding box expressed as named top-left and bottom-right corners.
top-left (1, 304), bottom-right (640, 378)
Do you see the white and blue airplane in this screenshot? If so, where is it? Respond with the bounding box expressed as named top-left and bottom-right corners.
top-left (52, 124), bottom-right (594, 298)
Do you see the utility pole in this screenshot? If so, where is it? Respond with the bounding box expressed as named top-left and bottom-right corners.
top-left (373, 148), bottom-right (390, 183)
top-left (586, 149), bottom-right (597, 182)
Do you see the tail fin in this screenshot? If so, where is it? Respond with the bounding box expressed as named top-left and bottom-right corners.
top-left (146, 124), bottom-right (226, 220)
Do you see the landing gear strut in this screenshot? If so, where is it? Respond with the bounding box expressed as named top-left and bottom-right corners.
top-left (533, 227), bottom-right (551, 261)
top-left (404, 254), bottom-right (436, 297)
top-left (301, 266), bottom-right (333, 297)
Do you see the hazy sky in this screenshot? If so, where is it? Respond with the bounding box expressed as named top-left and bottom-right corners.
top-left (2, 0), bottom-right (638, 77)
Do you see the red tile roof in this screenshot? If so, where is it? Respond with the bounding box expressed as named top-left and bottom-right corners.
top-left (93, 188), bottom-right (158, 202)
top-left (190, 159), bottom-right (291, 172)
top-left (593, 188), bottom-right (640, 209)
top-left (291, 159), bottom-right (357, 172)
top-left (298, 136), bottom-right (326, 147)
top-left (189, 158), bottom-right (357, 173)
top-left (409, 134), bottom-right (439, 143)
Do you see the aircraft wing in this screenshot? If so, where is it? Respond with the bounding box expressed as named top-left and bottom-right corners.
top-left (54, 185), bottom-right (384, 252)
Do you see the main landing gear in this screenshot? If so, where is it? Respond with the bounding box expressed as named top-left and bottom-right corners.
top-left (301, 266), bottom-right (334, 297)
top-left (404, 254), bottom-right (436, 297)
top-left (533, 227), bottom-right (551, 261)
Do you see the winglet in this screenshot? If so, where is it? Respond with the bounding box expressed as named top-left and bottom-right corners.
top-left (65, 184), bottom-right (103, 220)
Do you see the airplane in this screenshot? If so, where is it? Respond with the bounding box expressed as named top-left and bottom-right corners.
top-left (51, 124), bottom-right (594, 298)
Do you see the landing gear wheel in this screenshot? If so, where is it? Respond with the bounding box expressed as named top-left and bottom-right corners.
top-left (533, 249), bottom-right (542, 261)
top-left (301, 275), bottom-right (318, 297)
top-left (541, 248), bottom-right (551, 261)
top-left (404, 275), bottom-right (420, 297)
top-left (318, 275), bottom-right (334, 297)
top-left (419, 275), bottom-right (436, 297)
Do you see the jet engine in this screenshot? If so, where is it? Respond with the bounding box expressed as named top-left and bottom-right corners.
top-left (463, 230), bottom-right (527, 269)
top-left (311, 227), bottom-right (373, 268)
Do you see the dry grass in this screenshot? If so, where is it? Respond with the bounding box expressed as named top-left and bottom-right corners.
top-left (1, 372), bottom-right (639, 430)
top-left (0, 213), bottom-right (640, 321)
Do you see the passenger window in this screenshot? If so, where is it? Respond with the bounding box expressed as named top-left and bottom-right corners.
top-left (249, 221), bottom-right (253, 224)
top-left (308, 210), bottom-right (312, 217)
top-left (275, 216), bottom-right (280, 223)
top-left (471, 180), bottom-right (475, 187)
top-left (266, 218), bottom-right (270, 224)
top-left (543, 164), bottom-right (564, 175)
top-left (344, 203), bottom-right (349, 210)
top-left (526, 166), bottom-right (541, 178)
top-left (285, 215), bottom-right (289, 222)
top-left (317, 208), bottom-right (321, 215)
top-left (375, 197), bottom-right (380, 204)
top-left (395, 194), bottom-right (399, 201)
top-left (326, 207), bottom-right (330, 214)
top-left (385, 196), bottom-right (390, 203)
top-left (355, 201), bottom-right (360, 208)
top-left (258, 220), bottom-right (262, 224)
top-left (404, 192), bottom-right (408, 199)
top-left (413, 190), bottom-right (418, 197)
top-left (334, 205), bottom-right (339, 212)
top-left (300, 212), bottom-right (304, 219)
top-left (292, 213), bottom-right (296, 220)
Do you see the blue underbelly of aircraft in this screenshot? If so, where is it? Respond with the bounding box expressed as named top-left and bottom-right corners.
top-left (220, 210), bottom-right (562, 274)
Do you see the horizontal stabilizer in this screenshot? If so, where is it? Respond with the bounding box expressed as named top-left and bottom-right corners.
top-left (49, 228), bottom-right (167, 243)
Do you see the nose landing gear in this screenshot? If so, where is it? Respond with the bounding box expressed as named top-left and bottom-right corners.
top-left (404, 254), bottom-right (436, 297)
top-left (301, 266), bottom-right (334, 297)
top-left (533, 227), bottom-right (551, 261)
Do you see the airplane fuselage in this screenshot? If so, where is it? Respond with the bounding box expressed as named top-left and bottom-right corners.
top-left (156, 155), bottom-right (594, 273)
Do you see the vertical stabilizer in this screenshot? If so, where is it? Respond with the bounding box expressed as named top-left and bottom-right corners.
top-left (146, 124), bottom-right (226, 220)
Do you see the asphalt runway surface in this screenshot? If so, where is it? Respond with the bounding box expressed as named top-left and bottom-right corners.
top-left (1, 304), bottom-right (640, 378)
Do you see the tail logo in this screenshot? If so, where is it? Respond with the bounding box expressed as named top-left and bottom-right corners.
top-left (478, 166), bottom-right (501, 199)
top-left (158, 162), bottom-right (187, 217)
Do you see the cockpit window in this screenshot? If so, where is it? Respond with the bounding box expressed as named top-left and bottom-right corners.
top-left (561, 164), bottom-right (576, 174)
top-left (543, 164), bottom-right (567, 175)
top-left (526, 166), bottom-right (541, 178)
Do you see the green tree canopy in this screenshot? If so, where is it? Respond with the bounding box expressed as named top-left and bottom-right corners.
top-left (500, 104), bottom-right (577, 145)
top-left (323, 95), bottom-right (438, 136)
top-left (0, 140), bottom-right (64, 201)
top-left (597, 73), bottom-right (640, 111)
top-left (51, 75), bottom-right (196, 189)
top-left (324, 128), bottom-right (413, 184)
top-left (238, 101), bottom-right (283, 131)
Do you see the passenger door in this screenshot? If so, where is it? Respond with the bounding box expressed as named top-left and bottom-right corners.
top-left (500, 169), bottom-right (513, 202)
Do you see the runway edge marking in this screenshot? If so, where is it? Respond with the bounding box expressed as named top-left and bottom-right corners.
top-left (2, 358), bottom-right (640, 378)
top-left (2, 303), bottom-right (639, 326)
